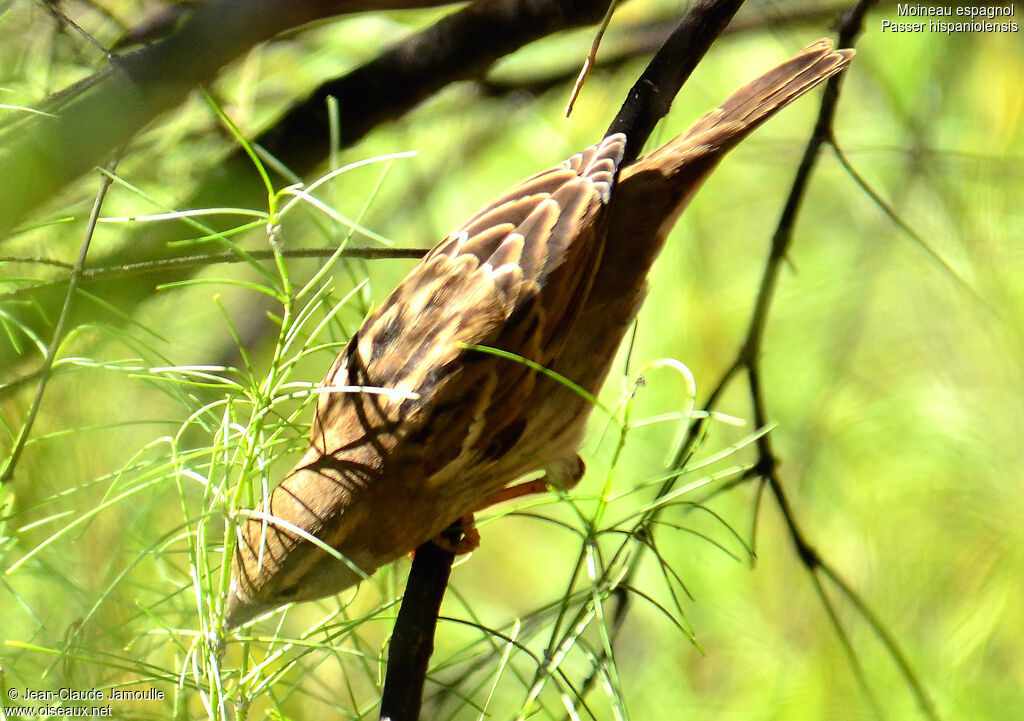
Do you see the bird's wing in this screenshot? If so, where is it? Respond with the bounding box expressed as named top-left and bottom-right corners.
top-left (309, 134), bottom-right (626, 472)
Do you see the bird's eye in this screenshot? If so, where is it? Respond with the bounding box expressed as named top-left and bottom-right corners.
top-left (276, 585), bottom-right (299, 599)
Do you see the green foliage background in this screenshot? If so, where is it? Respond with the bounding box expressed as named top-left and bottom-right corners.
top-left (1, 1), bottom-right (1021, 719)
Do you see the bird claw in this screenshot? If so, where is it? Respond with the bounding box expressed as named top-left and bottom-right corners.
top-left (406, 515), bottom-right (480, 561)
top-left (433, 515), bottom-right (481, 555)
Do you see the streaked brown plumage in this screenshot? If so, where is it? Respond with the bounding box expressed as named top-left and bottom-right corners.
top-left (226, 40), bottom-right (854, 627)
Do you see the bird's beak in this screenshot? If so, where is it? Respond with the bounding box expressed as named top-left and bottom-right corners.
top-left (224, 581), bottom-right (273, 629)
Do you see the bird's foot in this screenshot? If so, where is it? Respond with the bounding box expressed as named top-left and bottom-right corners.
top-left (425, 467), bottom-right (578, 557)
top-left (432, 514), bottom-right (481, 555)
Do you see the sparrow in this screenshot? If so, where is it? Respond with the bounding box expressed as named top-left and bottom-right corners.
top-left (225, 39), bottom-right (854, 627)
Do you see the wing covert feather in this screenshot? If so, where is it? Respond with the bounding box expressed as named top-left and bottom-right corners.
top-left (310, 134), bottom-right (627, 465)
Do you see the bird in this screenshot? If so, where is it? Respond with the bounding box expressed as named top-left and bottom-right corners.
top-left (225, 39), bottom-right (854, 627)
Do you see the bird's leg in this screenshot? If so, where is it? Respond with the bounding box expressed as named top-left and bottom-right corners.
top-left (427, 480), bottom-right (549, 555)
top-left (429, 455), bottom-right (586, 555)
top-left (475, 478), bottom-right (551, 509)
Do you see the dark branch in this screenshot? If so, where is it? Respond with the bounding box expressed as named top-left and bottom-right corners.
top-left (0, 0), bottom-right (610, 372)
top-left (384, 0), bottom-right (753, 714)
top-left (379, 526), bottom-right (459, 721)
top-left (606, 0), bottom-right (746, 164)
top-left (480, 3), bottom-right (857, 99)
top-left (257, 0), bottom-right (612, 176)
top-left (0, 0), bottom-right (463, 238)
top-left (631, 0), bottom-right (941, 718)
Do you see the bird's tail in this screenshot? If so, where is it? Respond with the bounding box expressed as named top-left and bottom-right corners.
top-left (631, 39), bottom-right (854, 181)
top-left (598, 39), bottom-right (854, 297)
top-left (564, 40), bottom-right (854, 399)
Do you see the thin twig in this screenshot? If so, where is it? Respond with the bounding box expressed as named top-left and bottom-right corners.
top-left (747, 1), bottom-right (940, 717)
top-left (1, 158), bottom-right (118, 484)
top-left (615, 0), bottom-right (943, 718)
top-left (830, 142), bottom-right (992, 313)
top-left (480, 2), bottom-right (862, 99)
top-left (0, 246), bottom-right (427, 303)
top-left (564, 0), bottom-right (619, 118)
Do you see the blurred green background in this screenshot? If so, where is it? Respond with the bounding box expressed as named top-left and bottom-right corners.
top-left (1, 1), bottom-right (1021, 719)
